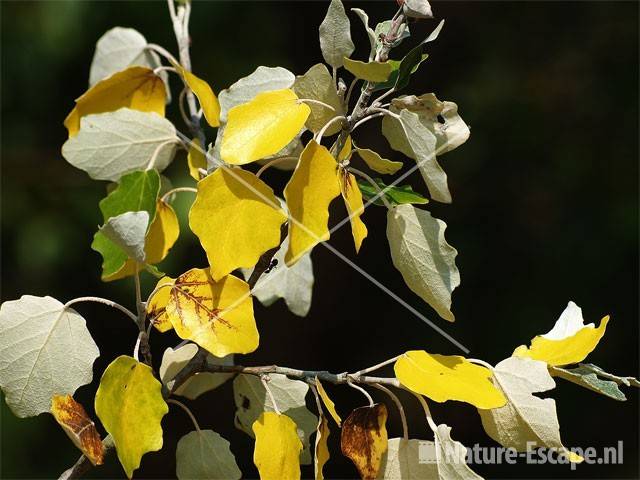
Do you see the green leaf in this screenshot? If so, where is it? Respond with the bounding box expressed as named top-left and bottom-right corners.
top-left (382, 109), bottom-right (450, 203)
top-left (372, 54), bottom-right (428, 93)
top-left (343, 58), bottom-right (393, 82)
top-left (91, 170), bottom-right (160, 280)
top-left (99, 211), bottom-right (150, 263)
top-left (386, 205), bottom-right (459, 321)
top-left (61, 108), bottom-right (177, 182)
top-left (0, 296), bottom-right (99, 418)
top-left (293, 63), bottom-right (345, 135)
top-left (357, 178), bottom-right (428, 207)
top-left (95, 355), bottom-right (168, 478)
top-left (233, 373), bottom-right (318, 465)
top-left (176, 430), bottom-right (242, 480)
top-left (319, 0), bottom-right (354, 69)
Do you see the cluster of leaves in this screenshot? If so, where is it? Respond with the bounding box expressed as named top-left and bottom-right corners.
top-left (0, 0), bottom-right (637, 479)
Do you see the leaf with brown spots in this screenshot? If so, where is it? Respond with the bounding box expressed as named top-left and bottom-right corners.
top-left (164, 268), bottom-right (259, 357)
top-left (51, 394), bottom-right (104, 466)
top-left (340, 403), bottom-right (388, 480)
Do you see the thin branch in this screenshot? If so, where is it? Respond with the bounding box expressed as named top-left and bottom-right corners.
top-left (352, 354), bottom-right (401, 377)
top-left (161, 186), bottom-right (197, 203)
top-left (347, 379), bottom-right (374, 406)
top-left (145, 43), bottom-right (179, 66)
top-left (298, 98), bottom-right (336, 112)
top-left (409, 390), bottom-right (438, 433)
top-left (373, 87), bottom-right (397, 106)
top-left (352, 112), bottom-right (384, 132)
top-left (256, 157), bottom-right (299, 178)
top-left (368, 106), bottom-right (400, 120)
top-left (146, 139), bottom-right (180, 171)
top-left (58, 436), bottom-right (114, 480)
top-left (315, 115), bottom-right (347, 144)
top-left (167, 398), bottom-right (201, 432)
top-left (345, 77), bottom-right (360, 107)
top-left (64, 297), bottom-right (137, 324)
top-left (153, 65), bottom-right (178, 76)
top-left (373, 383), bottom-right (408, 441)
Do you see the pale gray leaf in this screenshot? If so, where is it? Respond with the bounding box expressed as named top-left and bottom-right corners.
top-left (386, 205), bottom-right (459, 321)
top-left (61, 108), bottom-right (178, 182)
top-left (0, 296), bottom-right (99, 417)
top-left (293, 63), bottom-right (345, 134)
top-left (478, 357), bottom-right (577, 460)
top-left (403, 0), bottom-right (433, 19)
top-left (99, 211), bottom-right (149, 262)
top-left (176, 430), bottom-right (241, 480)
top-left (382, 108), bottom-right (451, 203)
top-left (378, 438), bottom-right (438, 479)
top-left (233, 373), bottom-right (317, 464)
top-left (319, 0), bottom-right (355, 69)
top-left (375, 21), bottom-right (410, 55)
top-left (390, 93), bottom-right (470, 155)
top-left (242, 236), bottom-right (314, 317)
top-left (351, 8), bottom-right (377, 61)
top-left (160, 344), bottom-right (233, 400)
top-left (433, 424), bottom-right (483, 479)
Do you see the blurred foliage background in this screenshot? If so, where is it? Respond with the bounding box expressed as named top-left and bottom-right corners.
top-left (1, 0), bottom-right (638, 479)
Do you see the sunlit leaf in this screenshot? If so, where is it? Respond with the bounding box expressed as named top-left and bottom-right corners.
top-left (62, 108), bottom-right (177, 182)
top-left (478, 356), bottom-right (583, 464)
top-left (343, 58), bottom-right (393, 82)
top-left (187, 138), bottom-right (207, 180)
top-left (242, 235), bottom-right (314, 317)
top-left (233, 373), bottom-right (318, 464)
top-left (175, 66), bottom-right (220, 127)
top-left (221, 89), bottom-right (310, 165)
top-left (51, 395), bottom-right (104, 466)
top-left (253, 412), bottom-right (302, 480)
top-left (431, 424), bottom-right (483, 479)
top-left (319, 0), bottom-right (355, 69)
top-left (160, 344), bottom-right (233, 399)
top-left (339, 169), bottom-right (368, 253)
top-left (357, 178), bottom-right (428, 207)
top-left (395, 351), bottom-right (506, 409)
top-left (293, 63), bottom-right (345, 134)
top-left (513, 301), bottom-right (610, 366)
top-left (386, 205), bottom-right (459, 321)
top-left (189, 167), bottom-right (286, 280)
top-left (147, 275), bottom-right (175, 332)
top-left (284, 141), bottom-right (341, 266)
top-left (0, 296), bottom-right (99, 417)
top-left (176, 430), bottom-right (241, 480)
top-left (315, 415), bottom-right (330, 480)
top-left (315, 378), bottom-right (342, 427)
top-left (164, 269), bottom-right (259, 357)
top-left (340, 403), bottom-right (388, 480)
top-left (95, 355), bottom-right (168, 478)
top-left (353, 147), bottom-right (402, 175)
top-left (64, 66), bottom-right (165, 137)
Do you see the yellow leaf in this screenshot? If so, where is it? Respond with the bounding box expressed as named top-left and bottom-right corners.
top-left (176, 66), bottom-right (220, 127)
top-left (252, 412), bottom-right (302, 480)
top-left (164, 268), bottom-right (259, 357)
top-left (343, 57), bottom-right (393, 82)
top-left (189, 168), bottom-right (286, 281)
top-left (338, 135), bottom-right (352, 162)
top-left (354, 148), bottom-right (402, 175)
top-left (284, 141), bottom-right (341, 266)
top-left (339, 170), bottom-right (368, 253)
top-left (95, 356), bottom-right (168, 478)
top-left (513, 316), bottom-right (610, 367)
top-left (147, 276), bottom-right (175, 332)
top-left (314, 415), bottom-right (330, 480)
top-left (104, 200), bottom-right (180, 281)
top-left (315, 378), bottom-right (342, 426)
top-left (221, 89), bottom-right (310, 165)
top-left (187, 138), bottom-right (206, 180)
top-left (340, 404), bottom-right (388, 480)
top-left (394, 350), bottom-right (507, 409)
top-left (64, 66), bottom-right (165, 137)
top-left (51, 395), bottom-right (104, 466)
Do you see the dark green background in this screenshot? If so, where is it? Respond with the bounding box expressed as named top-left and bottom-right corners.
top-left (1, 1), bottom-right (638, 479)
